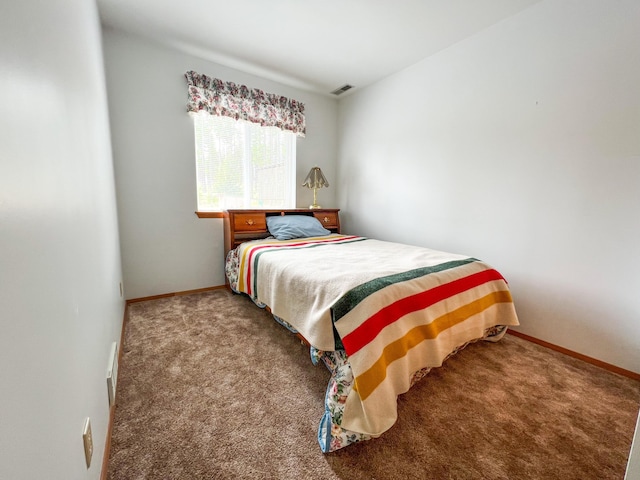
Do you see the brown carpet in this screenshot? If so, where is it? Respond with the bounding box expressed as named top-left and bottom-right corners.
top-left (107, 289), bottom-right (639, 480)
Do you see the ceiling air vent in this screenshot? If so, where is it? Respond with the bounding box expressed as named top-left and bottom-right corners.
top-left (331, 84), bottom-right (354, 95)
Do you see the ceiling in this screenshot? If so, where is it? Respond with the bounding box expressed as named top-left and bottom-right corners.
top-left (97, 0), bottom-right (541, 97)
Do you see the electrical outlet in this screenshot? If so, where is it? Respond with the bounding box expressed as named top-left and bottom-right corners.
top-left (82, 417), bottom-right (93, 468)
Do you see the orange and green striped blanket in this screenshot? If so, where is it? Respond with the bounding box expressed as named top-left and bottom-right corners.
top-left (234, 234), bottom-right (519, 436)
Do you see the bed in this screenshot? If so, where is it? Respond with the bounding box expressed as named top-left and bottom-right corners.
top-left (223, 208), bottom-right (519, 452)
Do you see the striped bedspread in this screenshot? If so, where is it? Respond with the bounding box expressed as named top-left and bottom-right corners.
top-left (234, 234), bottom-right (519, 436)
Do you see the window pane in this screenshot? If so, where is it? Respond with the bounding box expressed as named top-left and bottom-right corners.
top-left (192, 112), bottom-right (296, 210)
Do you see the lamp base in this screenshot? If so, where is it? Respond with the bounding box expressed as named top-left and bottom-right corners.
top-left (309, 204), bottom-right (322, 209)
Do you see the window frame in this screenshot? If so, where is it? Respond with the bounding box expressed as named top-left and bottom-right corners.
top-left (191, 112), bottom-right (297, 216)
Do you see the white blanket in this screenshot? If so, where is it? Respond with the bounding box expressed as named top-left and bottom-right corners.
top-left (235, 234), bottom-right (519, 435)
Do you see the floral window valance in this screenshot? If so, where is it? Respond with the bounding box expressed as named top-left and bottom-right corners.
top-left (185, 70), bottom-right (306, 137)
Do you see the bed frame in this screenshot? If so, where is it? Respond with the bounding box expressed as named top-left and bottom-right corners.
top-left (223, 208), bottom-right (341, 261)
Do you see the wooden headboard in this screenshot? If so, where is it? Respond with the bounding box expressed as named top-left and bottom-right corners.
top-left (223, 208), bottom-right (340, 260)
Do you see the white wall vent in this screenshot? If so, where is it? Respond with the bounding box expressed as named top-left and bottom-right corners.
top-left (331, 84), bottom-right (354, 95)
top-left (106, 342), bottom-right (118, 407)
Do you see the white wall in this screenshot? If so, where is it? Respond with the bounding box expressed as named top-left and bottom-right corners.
top-left (337, 0), bottom-right (640, 372)
top-left (102, 28), bottom-right (339, 299)
top-left (0, 1), bottom-right (124, 479)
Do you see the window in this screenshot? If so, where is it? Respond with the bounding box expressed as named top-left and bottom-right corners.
top-left (191, 112), bottom-right (296, 211)
top-left (185, 71), bottom-right (305, 212)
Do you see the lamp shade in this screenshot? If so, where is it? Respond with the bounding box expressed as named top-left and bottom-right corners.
top-left (302, 167), bottom-right (329, 189)
top-left (302, 166), bottom-right (329, 209)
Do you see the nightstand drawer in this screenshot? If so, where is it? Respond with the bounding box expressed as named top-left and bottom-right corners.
top-left (314, 212), bottom-right (339, 229)
top-left (233, 213), bottom-right (267, 232)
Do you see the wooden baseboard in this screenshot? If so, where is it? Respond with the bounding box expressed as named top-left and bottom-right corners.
top-left (507, 329), bottom-right (640, 381)
top-left (100, 406), bottom-right (116, 480)
top-left (126, 285), bottom-right (226, 304)
top-left (100, 302), bottom-right (129, 480)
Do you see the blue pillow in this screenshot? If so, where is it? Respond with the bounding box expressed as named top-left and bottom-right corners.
top-left (266, 215), bottom-right (331, 240)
